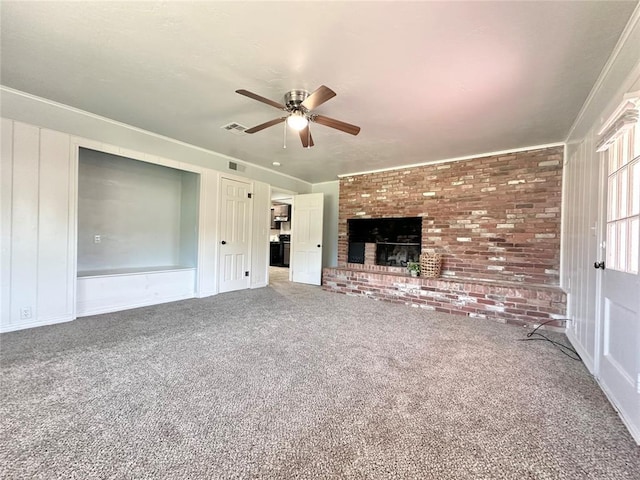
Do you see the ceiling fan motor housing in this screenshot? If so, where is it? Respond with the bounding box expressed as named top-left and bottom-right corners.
top-left (284, 90), bottom-right (310, 113)
top-left (236, 85), bottom-right (360, 142)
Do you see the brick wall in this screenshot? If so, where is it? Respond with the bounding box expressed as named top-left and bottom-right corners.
top-left (323, 268), bottom-right (566, 327)
top-left (338, 146), bottom-right (563, 285)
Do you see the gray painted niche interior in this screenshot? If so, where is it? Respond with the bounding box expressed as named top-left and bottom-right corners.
top-left (77, 148), bottom-right (199, 275)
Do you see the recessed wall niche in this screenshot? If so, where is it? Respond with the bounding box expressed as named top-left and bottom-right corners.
top-left (77, 148), bottom-right (199, 275)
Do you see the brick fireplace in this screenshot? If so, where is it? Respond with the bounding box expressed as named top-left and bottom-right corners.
top-left (348, 217), bottom-right (422, 267)
top-left (323, 145), bottom-right (567, 326)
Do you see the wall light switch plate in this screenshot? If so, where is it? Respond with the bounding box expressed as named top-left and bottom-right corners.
top-left (94, 235), bottom-right (101, 244)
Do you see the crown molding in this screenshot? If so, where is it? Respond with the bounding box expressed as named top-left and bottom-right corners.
top-left (337, 142), bottom-right (565, 178)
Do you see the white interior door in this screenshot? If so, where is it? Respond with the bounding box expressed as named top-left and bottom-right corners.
top-left (218, 177), bottom-right (251, 293)
top-left (291, 193), bottom-right (323, 285)
top-left (596, 127), bottom-right (640, 442)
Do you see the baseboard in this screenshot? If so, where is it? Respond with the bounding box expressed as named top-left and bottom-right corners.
top-left (196, 290), bottom-right (217, 298)
top-left (251, 282), bottom-right (268, 289)
top-left (0, 315), bottom-right (74, 333)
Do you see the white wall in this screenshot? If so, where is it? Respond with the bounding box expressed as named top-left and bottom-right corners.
top-left (1, 120), bottom-right (76, 331)
top-left (251, 181), bottom-right (270, 289)
top-left (312, 180), bottom-right (339, 267)
top-left (562, 138), bottom-right (601, 371)
top-left (562, 10), bottom-right (640, 370)
top-left (0, 116), bottom-right (276, 331)
top-left (196, 170), bottom-right (219, 298)
top-left (0, 87), bottom-right (313, 331)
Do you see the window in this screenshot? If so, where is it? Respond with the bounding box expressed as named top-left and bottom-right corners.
top-left (605, 124), bottom-right (639, 274)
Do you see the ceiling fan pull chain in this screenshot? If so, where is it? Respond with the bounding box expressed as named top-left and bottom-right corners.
top-left (283, 120), bottom-right (287, 149)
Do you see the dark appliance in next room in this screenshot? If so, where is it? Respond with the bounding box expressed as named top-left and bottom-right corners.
top-left (270, 234), bottom-right (291, 267)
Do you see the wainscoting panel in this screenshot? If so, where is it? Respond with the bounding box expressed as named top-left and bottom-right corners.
top-left (0, 120), bottom-right (75, 332)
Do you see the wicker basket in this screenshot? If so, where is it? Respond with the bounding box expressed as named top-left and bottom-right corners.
top-left (420, 253), bottom-right (442, 278)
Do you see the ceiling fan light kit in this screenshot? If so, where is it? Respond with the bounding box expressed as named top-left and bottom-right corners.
top-left (286, 110), bottom-right (308, 131)
top-left (236, 85), bottom-right (361, 148)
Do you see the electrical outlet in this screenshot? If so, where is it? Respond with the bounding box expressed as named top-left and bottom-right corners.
top-left (94, 235), bottom-right (101, 244)
top-left (20, 307), bottom-right (32, 320)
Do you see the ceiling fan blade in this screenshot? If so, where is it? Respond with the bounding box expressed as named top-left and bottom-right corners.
top-left (312, 114), bottom-right (361, 136)
top-left (299, 126), bottom-right (315, 148)
top-left (245, 117), bottom-right (287, 134)
top-left (301, 85), bottom-right (336, 110)
top-left (236, 89), bottom-right (287, 110)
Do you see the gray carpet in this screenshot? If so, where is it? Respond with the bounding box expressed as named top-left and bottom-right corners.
top-left (1, 267), bottom-right (638, 479)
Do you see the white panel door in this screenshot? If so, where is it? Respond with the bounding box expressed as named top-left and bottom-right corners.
top-left (291, 193), bottom-right (323, 285)
top-left (218, 177), bottom-right (251, 293)
top-left (599, 271), bottom-right (639, 438)
top-left (596, 128), bottom-right (640, 442)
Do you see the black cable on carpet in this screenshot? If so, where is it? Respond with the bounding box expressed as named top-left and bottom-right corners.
top-left (519, 319), bottom-right (582, 361)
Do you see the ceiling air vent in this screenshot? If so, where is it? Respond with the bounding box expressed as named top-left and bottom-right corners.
top-left (221, 122), bottom-right (248, 135)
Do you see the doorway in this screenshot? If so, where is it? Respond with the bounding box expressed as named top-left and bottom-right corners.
top-left (268, 189), bottom-right (325, 287)
top-left (269, 188), bottom-right (295, 284)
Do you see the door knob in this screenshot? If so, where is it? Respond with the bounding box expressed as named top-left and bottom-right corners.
top-left (221, 240), bottom-right (227, 245)
top-left (593, 261), bottom-right (605, 270)
top-left (317, 244), bottom-right (321, 248)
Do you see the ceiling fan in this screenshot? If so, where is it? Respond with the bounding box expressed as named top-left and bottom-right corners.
top-left (236, 85), bottom-right (361, 148)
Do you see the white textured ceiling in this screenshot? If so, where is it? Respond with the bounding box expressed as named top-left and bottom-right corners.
top-left (1, 1), bottom-right (637, 183)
